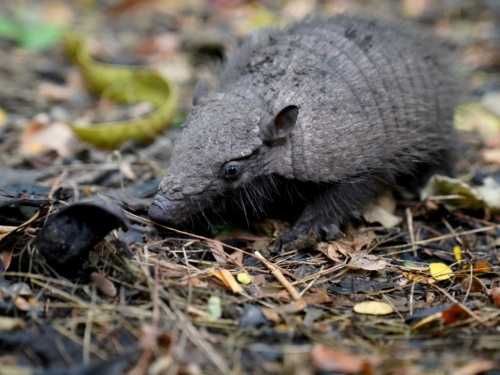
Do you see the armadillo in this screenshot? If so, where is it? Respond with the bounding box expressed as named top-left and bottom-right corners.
top-left (148, 14), bottom-right (460, 245)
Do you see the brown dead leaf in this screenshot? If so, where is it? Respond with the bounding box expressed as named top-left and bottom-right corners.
top-left (352, 230), bottom-right (377, 251)
top-left (488, 287), bottom-right (500, 307)
top-left (205, 240), bottom-right (229, 265)
top-left (347, 252), bottom-right (387, 271)
top-left (0, 226), bottom-right (17, 270)
top-left (260, 307), bottom-right (280, 323)
top-left (310, 344), bottom-right (379, 374)
top-left (261, 299), bottom-right (307, 323)
top-left (412, 304), bottom-right (472, 331)
top-left (472, 261), bottom-right (492, 274)
top-left (317, 241), bottom-right (350, 263)
top-left (229, 250), bottom-right (244, 265)
top-left (302, 289), bottom-right (333, 305)
top-left (411, 311), bottom-right (445, 331)
top-left (19, 114), bottom-right (75, 158)
top-left (251, 274), bottom-right (267, 286)
top-left (460, 276), bottom-right (484, 293)
top-left (441, 304), bottom-right (472, 324)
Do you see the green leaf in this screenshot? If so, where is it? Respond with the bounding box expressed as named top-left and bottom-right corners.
top-left (206, 296), bottom-right (222, 321)
top-left (18, 24), bottom-right (64, 50)
top-left (0, 12), bottom-right (64, 50)
top-left (0, 18), bottom-right (20, 39)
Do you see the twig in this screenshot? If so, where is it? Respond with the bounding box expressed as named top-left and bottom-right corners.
top-left (255, 251), bottom-right (301, 301)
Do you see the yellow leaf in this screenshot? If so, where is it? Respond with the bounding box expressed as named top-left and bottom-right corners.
top-left (429, 263), bottom-right (453, 281)
top-left (208, 268), bottom-right (244, 294)
top-left (237, 272), bottom-right (252, 285)
top-left (353, 301), bottom-right (393, 315)
top-left (453, 245), bottom-right (463, 262)
top-left (402, 271), bottom-right (435, 284)
top-left (0, 106), bottom-right (7, 126)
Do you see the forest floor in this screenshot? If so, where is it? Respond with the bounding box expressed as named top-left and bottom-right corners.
top-left (0, 1), bottom-right (499, 374)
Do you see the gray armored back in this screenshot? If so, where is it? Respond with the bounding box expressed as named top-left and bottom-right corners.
top-left (219, 16), bottom-right (456, 181)
top-left (149, 14), bottom-right (460, 246)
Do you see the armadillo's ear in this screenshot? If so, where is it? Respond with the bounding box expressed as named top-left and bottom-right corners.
top-left (193, 78), bottom-right (211, 106)
top-left (260, 105), bottom-right (299, 142)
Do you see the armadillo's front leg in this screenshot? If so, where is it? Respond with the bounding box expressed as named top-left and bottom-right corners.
top-left (278, 177), bottom-right (388, 247)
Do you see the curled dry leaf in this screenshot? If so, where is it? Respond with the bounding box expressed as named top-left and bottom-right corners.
top-left (460, 276), bottom-right (484, 293)
top-left (208, 268), bottom-right (244, 294)
top-left (317, 242), bottom-right (349, 263)
top-left (412, 304), bottom-right (471, 330)
top-left (441, 304), bottom-right (472, 324)
top-left (63, 34), bottom-right (178, 149)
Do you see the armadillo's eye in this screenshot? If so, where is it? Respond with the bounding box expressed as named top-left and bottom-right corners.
top-left (222, 162), bottom-right (240, 180)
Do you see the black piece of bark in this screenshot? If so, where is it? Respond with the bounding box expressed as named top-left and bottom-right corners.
top-left (32, 201), bottom-right (128, 277)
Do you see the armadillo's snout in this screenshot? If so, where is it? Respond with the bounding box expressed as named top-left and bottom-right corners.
top-left (148, 194), bottom-right (172, 223)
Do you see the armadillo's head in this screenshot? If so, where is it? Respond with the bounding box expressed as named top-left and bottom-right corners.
top-left (148, 92), bottom-right (299, 226)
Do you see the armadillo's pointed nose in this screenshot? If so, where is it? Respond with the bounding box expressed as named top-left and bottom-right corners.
top-left (148, 194), bottom-right (171, 223)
